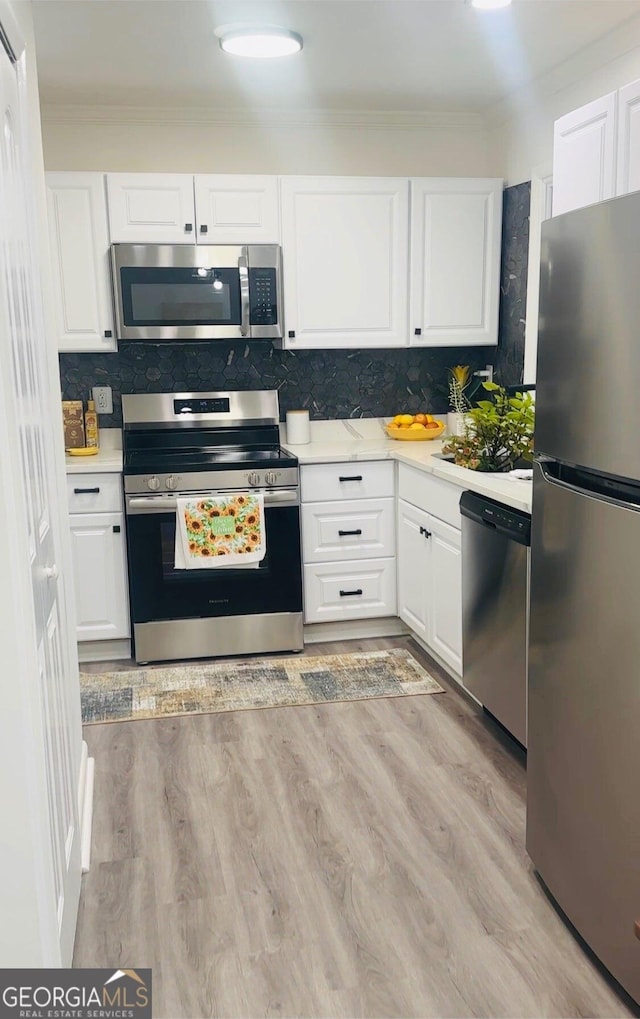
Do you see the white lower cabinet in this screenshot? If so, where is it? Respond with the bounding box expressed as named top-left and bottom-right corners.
top-left (396, 499), bottom-right (430, 641)
top-left (304, 558), bottom-right (396, 623)
top-left (397, 467), bottom-right (462, 676)
top-left (67, 474), bottom-right (130, 643)
top-left (301, 497), bottom-right (395, 563)
top-left (301, 460), bottom-right (396, 624)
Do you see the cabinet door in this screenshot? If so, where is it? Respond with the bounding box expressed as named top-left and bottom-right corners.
top-left (69, 512), bottom-right (130, 641)
top-left (410, 178), bottom-right (502, 347)
top-left (281, 176), bottom-right (409, 348)
top-left (396, 498), bottom-right (429, 641)
top-left (552, 93), bottom-right (616, 216)
top-left (106, 173), bottom-right (195, 243)
top-left (194, 174), bottom-right (279, 243)
top-left (46, 172), bottom-right (115, 353)
top-left (617, 78), bottom-right (640, 196)
top-left (427, 514), bottom-right (462, 676)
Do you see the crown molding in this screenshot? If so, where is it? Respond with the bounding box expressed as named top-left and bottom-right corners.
top-left (40, 103), bottom-right (486, 132)
top-left (486, 12), bottom-right (640, 128)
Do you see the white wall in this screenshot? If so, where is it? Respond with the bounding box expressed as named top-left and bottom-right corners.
top-left (491, 15), bottom-right (640, 186)
top-left (41, 107), bottom-right (498, 176)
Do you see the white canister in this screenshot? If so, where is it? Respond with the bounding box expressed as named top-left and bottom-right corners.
top-left (286, 409), bottom-right (311, 445)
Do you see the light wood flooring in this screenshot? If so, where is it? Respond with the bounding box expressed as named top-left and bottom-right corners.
top-left (75, 637), bottom-right (638, 1019)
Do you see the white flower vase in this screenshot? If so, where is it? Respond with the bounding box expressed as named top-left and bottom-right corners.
top-left (447, 412), bottom-right (468, 437)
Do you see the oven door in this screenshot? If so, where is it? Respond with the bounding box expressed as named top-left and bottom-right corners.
top-left (125, 489), bottom-right (303, 627)
top-left (112, 243), bottom-right (248, 341)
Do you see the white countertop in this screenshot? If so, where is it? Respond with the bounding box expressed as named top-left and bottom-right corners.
top-left (64, 430), bottom-right (123, 474)
top-left (281, 419), bottom-right (532, 514)
top-left (63, 421), bottom-right (532, 513)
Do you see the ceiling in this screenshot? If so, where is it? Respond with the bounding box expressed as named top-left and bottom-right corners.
top-left (32, 0), bottom-right (640, 114)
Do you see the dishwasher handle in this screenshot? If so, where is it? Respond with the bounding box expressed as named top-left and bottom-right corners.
top-left (460, 489), bottom-right (531, 546)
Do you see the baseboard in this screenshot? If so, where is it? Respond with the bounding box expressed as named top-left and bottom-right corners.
top-left (77, 740), bottom-right (95, 874)
top-left (409, 633), bottom-right (480, 703)
top-left (303, 616), bottom-right (409, 644)
top-left (78, 638), bottom-right (131, 663)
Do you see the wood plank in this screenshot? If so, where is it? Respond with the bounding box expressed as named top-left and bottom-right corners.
top-left (75, 638), bottom-right (637, 1018)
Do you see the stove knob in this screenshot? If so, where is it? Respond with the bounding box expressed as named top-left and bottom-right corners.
top-left (265, 471), bottom-right (278, 486)
top-left (248, 472), bottom-right (261, 487)
top-left (165, 475), bottom-right (178, 491)
top-left (147, 476), bottom-right (161, 491)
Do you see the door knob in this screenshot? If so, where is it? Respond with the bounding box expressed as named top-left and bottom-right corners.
top-left (44, 565), bottom-right (59, 580)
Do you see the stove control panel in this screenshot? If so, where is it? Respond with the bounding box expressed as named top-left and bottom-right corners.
top-left (124, 465), bottom-right (299, 496)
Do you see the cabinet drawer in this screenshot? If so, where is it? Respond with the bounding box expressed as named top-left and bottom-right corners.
top-left (66, 473), bottom-right (123, 514)
top-left (301, 461), bottom-right (394, 503)
top-left (398, 464), bottom-right (460, 529)
top-left (302, 498), bottom-right (394, 563)
top-left (304, 557), bottom-right (396, 623)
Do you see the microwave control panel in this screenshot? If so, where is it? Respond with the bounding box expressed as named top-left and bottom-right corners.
top-left (249, 268), bottom-right (278, 325)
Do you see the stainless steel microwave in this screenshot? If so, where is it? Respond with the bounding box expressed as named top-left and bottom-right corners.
top-left (111, 243), bottom-right (284, 343)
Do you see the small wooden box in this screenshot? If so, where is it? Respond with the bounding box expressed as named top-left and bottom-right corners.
top-left (62, 400), bottom-right (85, 448)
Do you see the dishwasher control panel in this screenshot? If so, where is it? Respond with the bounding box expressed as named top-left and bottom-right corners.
top-left (460, 490), bottom-right (531, 546)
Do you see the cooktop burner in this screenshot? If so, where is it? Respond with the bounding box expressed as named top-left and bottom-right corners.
top-left (124, 445), bottom-right (298, 475)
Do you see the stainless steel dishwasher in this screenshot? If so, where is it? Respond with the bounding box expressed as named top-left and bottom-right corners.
top-left (460, 491), bottom-right (531, 747)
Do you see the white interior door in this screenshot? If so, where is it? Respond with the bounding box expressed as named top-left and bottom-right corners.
top-left (0, 21), bottom-right (82, 965)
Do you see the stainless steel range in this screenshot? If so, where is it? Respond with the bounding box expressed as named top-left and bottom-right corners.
top-left (122, 390), bottom-right (303, 664)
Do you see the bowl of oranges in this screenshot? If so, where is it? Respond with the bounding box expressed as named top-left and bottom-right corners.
top-left (386, 413), bottom-right (445, 441)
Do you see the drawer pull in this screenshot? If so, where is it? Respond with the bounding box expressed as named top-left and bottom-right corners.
top-left (112, 525), bottom-right (121, 533)
top-left (338, 475), bottom-right (363, 483)
top-left (338, 528), bottom-right (362, 537)
top-left (73, 487), bottom-right (100, 494)
top-left (339, 588), bottom-right (363, 597)
top-left (419, 525), bottom-right (432, 539)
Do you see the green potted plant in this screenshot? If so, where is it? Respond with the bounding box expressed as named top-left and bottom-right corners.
top-left (443, 381), bottom-right (535, 472)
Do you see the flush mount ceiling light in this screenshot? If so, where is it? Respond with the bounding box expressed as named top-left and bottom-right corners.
top-left (217, 26), bottom-right (303, 58)
top-left (470, 0), bottom-right (512, 8)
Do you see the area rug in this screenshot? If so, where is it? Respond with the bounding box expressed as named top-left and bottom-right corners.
top-left (80, 648), bottom-right (444, 724)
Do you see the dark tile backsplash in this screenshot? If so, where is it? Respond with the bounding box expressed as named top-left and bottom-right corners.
top-left (494, 181), bottom-right (531, 389)
top-left (58, 183), bottom-right (531, 427)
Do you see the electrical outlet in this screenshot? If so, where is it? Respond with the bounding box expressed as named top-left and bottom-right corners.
top-left (92, 386), bottom-right (113, 415)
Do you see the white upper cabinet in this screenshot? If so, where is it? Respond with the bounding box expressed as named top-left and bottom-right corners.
top-left (280, 176), bottom-right (409, 348)
top-left (617, 78), bottom-right (640, 197)
top-left (46, 172), bottom-right (115, 353)
top-left (552, 92), bottom-right (617, 216)
top-left (106, 173), bottom-right (196, 243)
top-left (410, 178), bottom-right (502, 347)
top-left (194, 174), bottom-right (280, 243)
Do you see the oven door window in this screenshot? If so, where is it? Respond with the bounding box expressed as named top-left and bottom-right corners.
top-left (126, 505), bottom-right (303, 624)
top-left (120, 267), bottom-right (241, 327)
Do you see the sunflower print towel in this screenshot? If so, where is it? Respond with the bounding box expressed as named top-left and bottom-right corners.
top-left (174, 492), bottom-right (265, 570)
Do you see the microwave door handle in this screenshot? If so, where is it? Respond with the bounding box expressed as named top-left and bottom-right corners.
top-left (238, 250), bottom-right (250, 337)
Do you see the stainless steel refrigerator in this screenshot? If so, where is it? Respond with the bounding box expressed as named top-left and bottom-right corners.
top-left (529, 191), bottom-right (640, 1005)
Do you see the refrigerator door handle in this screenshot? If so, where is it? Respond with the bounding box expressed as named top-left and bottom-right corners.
top-left (535, 458), bottom-right (640, 512)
